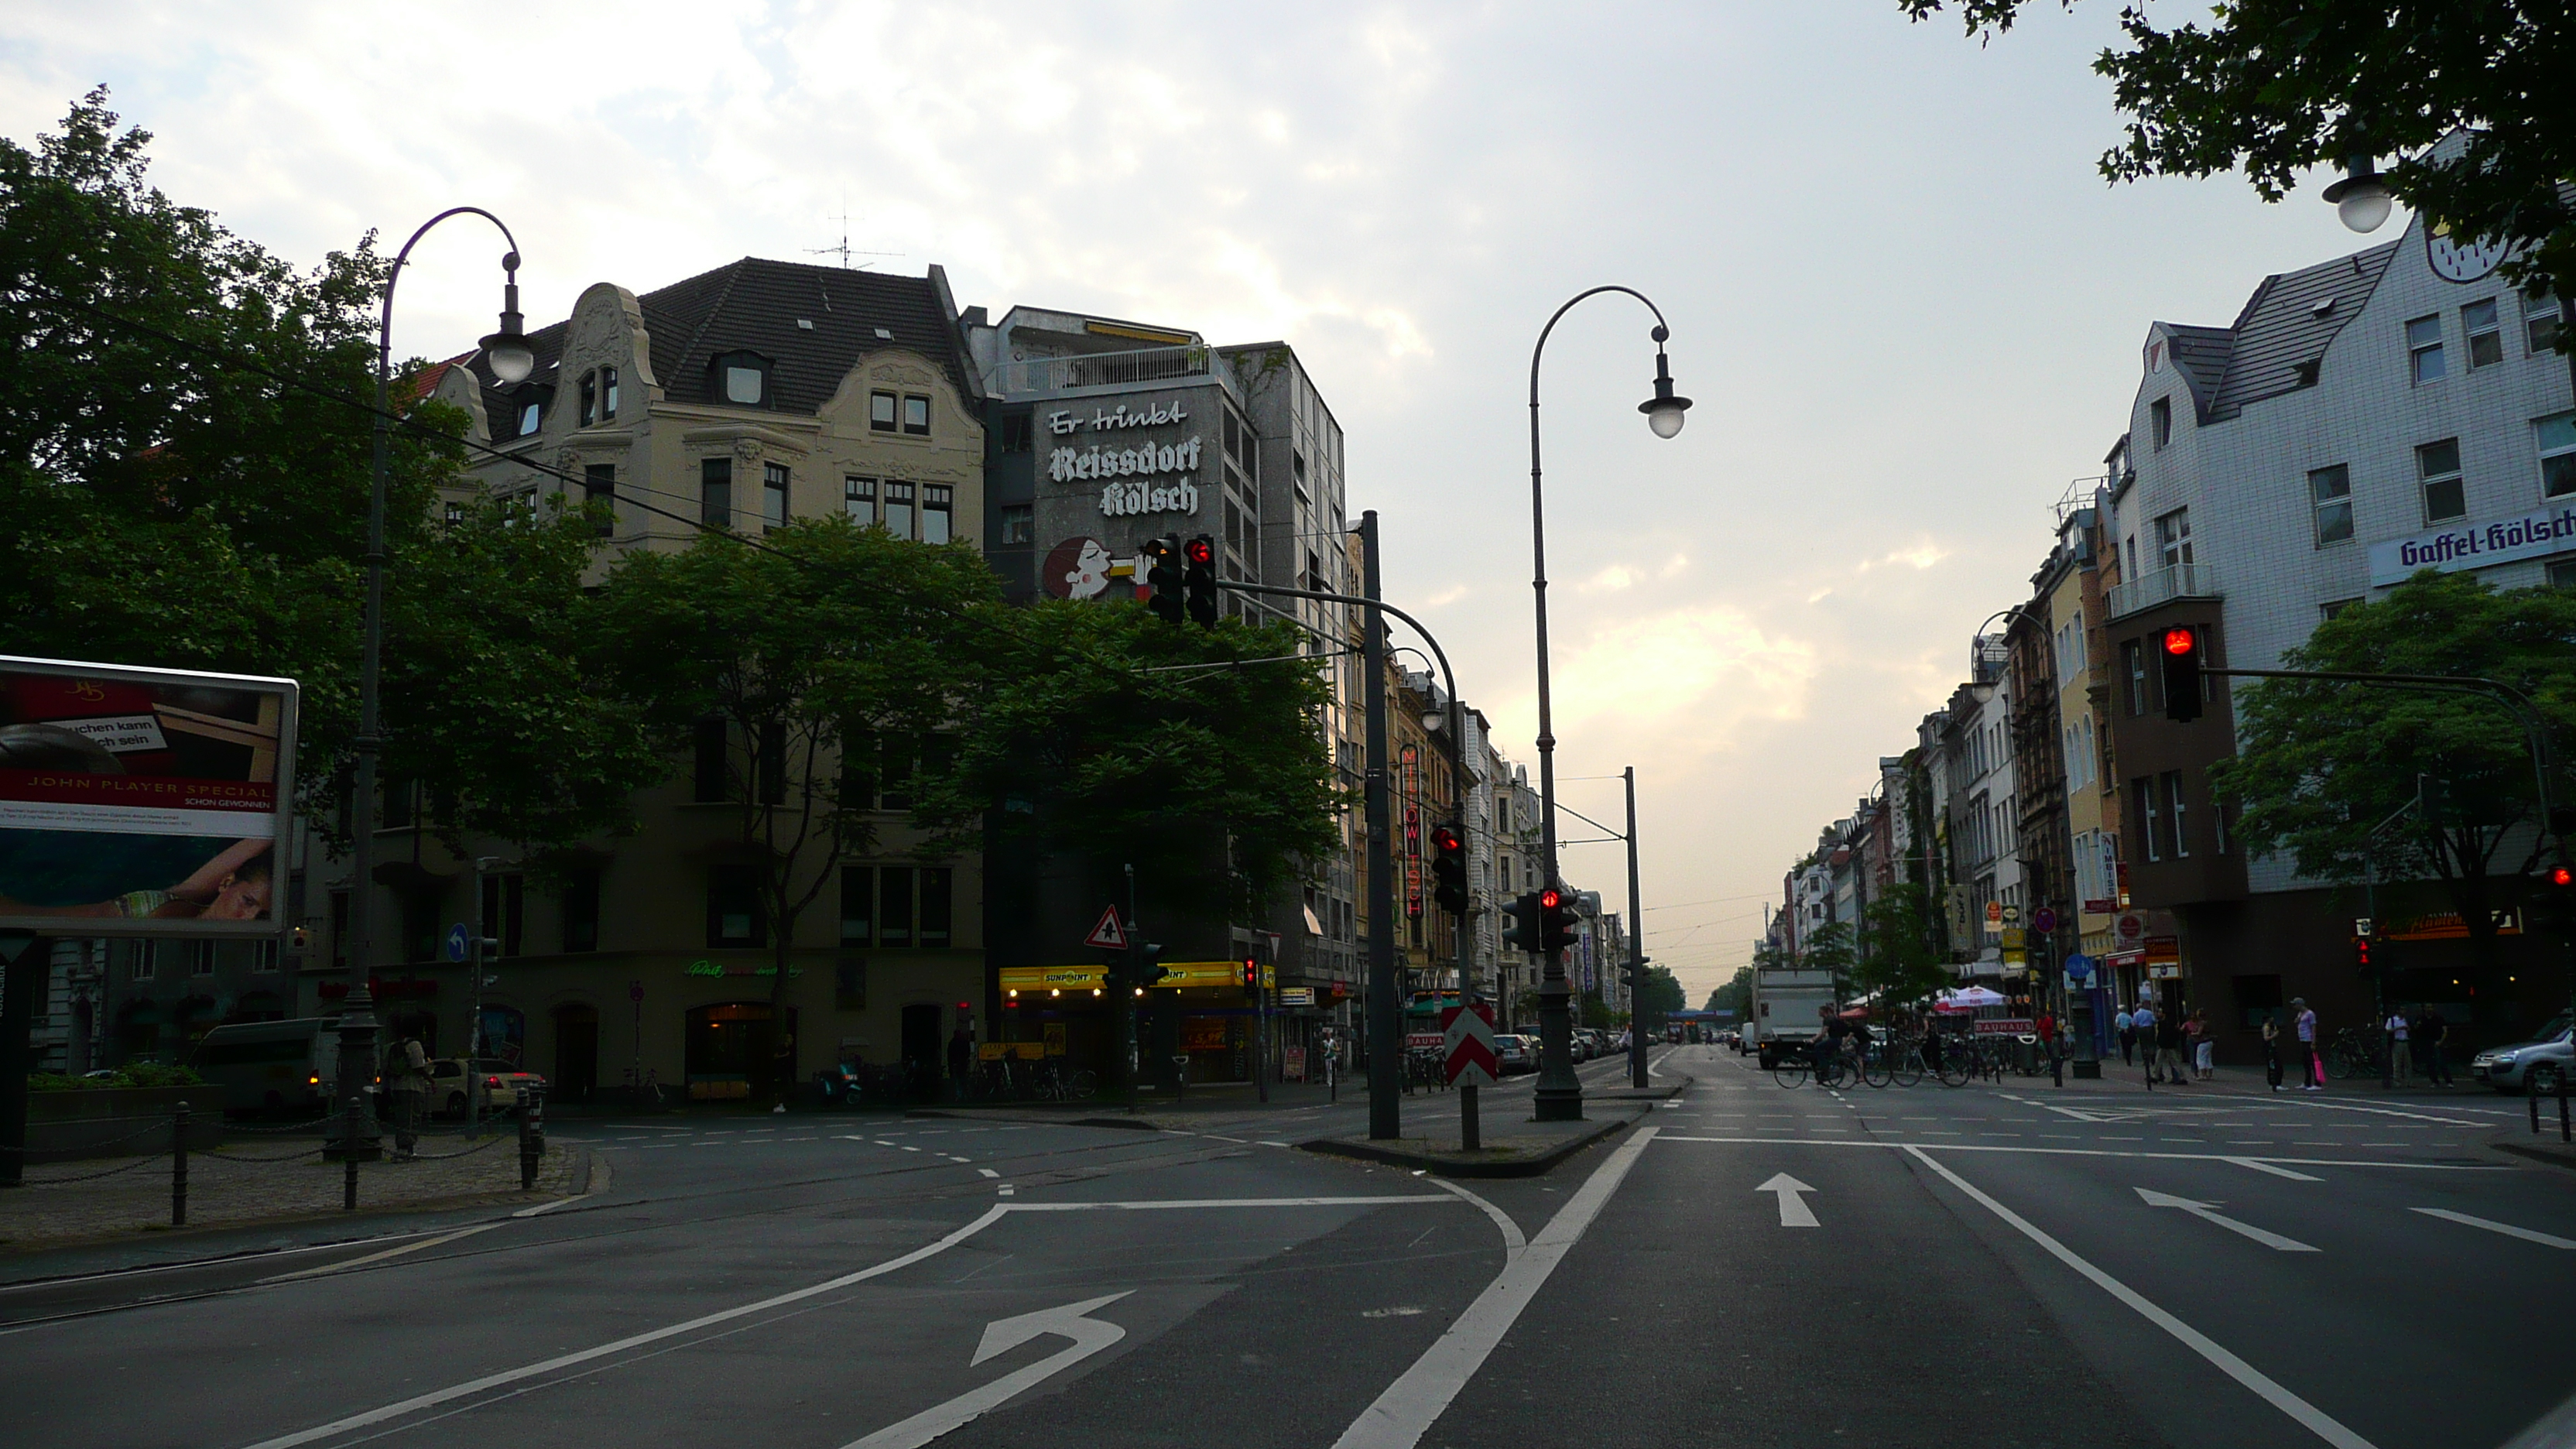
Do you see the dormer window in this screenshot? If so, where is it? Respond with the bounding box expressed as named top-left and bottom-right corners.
top-left (578, 373), bottom-right (597, 428)
top-left (712, 351), bottom-right (772, 408)
top-left (512, 384), bottom-right (551, 438)
top-left (601, 366), bottom-right (619, 420)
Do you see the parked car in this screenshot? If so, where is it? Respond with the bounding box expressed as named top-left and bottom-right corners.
top-left (1494, 1035), bottom-right (1536, 1074)
top-left (2472, 1016), bottom-right (2572, 1094)
top-left (430, 1057), bottom-right (547, 1117)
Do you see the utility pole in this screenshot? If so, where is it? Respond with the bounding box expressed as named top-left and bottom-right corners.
top-left (1360, 512), bottom-right (1401, 1141)
top-left (1123, 862), bottom-right (1142, 1115)
top-left (1625, 766), bottom-right (1648, 1089)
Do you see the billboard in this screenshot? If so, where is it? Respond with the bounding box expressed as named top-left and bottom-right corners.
top-left (0, 656), bottom-right (298, 938)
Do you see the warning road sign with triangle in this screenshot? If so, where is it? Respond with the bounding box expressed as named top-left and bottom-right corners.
top-left (1083, 906), bottom-right (1129, 951)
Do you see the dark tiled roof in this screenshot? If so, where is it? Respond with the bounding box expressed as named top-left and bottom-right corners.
top-left (2161, 324), bottom-right (2235, 423)
top-left (2205, 239), bottom-right (2400, 420)
top-left (471, 258), bottom-right (968, 433)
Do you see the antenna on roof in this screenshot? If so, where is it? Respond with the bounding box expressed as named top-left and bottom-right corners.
top-left (807, 197), bottom-right (903, 270)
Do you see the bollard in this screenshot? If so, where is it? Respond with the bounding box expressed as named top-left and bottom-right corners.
top-left (343, 1095), bottom-right (363, 1210)
top-left (2560, 1070), bottom-right (2571, 1144)
top-left (1172, 1055), bottom-right (1190, 1105)
top-left (518, 1085), bottom-right (545, 1190)
top-left (2533, 1085), bottom-right (2544, 1136)
top-left (171, 1101), bottom-right (189, 1227)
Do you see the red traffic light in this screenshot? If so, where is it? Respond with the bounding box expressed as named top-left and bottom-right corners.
top-left (1430, 824), bottom-right (1461, 853)
top-left (2163, 626), bottom-right (2195, 656)
top-left (2550, 865), bottom-right (2574, 887)
top-left (1184, 537), bottom-right (1214, 566)
top-left (1539, 887), bottom-right (1561, 909)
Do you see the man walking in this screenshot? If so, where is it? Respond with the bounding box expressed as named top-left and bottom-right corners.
top-left (2154, 1009), bottom-right (2189, 1087)
top-left (2115, 1005), bottom-right (2136, 1065)
top-left (2131, 1000), bottom-right (2158, 1085)
top-left (2419, 1006), bottom-right (2453, 1087)
top-left (383, 1029), bottom-right (430, 1161)
top-left (2293, 997), bottom-right (2322, 1090)
top-left (2382, 1005), bottom-right (2412, 1088)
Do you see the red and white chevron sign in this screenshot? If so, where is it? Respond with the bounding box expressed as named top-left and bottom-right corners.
top-left (1440, 1002), bottom-right (1498, 1088)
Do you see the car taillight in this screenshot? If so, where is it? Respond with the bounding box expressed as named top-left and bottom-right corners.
top-left (485, 1076), bottom-right (502, 1088)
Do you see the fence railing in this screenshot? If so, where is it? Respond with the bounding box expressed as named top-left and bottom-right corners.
top-left (2106, 562), bottom-right (2221, 621)
top-left (982, 344), bottom-right (1218, 398)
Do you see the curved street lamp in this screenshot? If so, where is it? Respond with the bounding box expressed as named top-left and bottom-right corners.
top-left (2322, 157), bottom-right (2394, 235)
top-left (334, 207), bottom-right (529, 1160)
top-left (1524, 286), bottom-right (1688, 1122)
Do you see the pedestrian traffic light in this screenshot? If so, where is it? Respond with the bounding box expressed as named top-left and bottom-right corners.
top-left (1501, 890), bottom-right (1545, 953)
top-left (1539, 886), bottom-right (1579, 954)
top-left (1142, 536), bottom-right (1184, 625)
top-left (2158, 625), bottom-right (2204, 722)
top-left (1430, 821), bottom-right (1468, 915)
top-left (1184, 535), bottom-right (1219, 627)
top-left (2352, 935), bottom-right (2373, 977)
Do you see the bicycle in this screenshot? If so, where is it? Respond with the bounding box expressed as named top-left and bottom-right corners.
top-left (2325, 1027), bottom-right (2378, 1081)
top-left (1029, 1058), bottom-right (1098, 1101)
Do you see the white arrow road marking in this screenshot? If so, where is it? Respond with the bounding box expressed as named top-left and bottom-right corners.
top-left (842, 1293), bottom-right (1133, 1449)
top-left (1756, 1173), bottom-right (1819, 1228)
top-left (2412, 1208), bottom-right (2576, 1249)
top-left (2136, 1187), bottom-right (2318, 1252)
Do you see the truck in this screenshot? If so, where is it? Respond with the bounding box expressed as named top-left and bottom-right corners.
top-left (1746, 966), bottom-right (1836, 1069)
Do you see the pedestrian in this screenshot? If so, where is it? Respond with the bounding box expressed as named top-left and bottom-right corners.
top-left (2419, 1005), bottom-right (2453, 1087)
top-left (2188, 1009), bottom-right (2215, 1081)
top-left (2261, 1010), bottom-right (2285, 1091)
top-left (2383, 1005), bottom-right (2412, 1088)
top-left (2293, 997), bottom-right (2322, 1090)
top-left (2131, 1001), bottom-right (2158, 1084)
top-left (2115, 1005), bottom-right (2136, 1065)
top-left (382, 1029), bottom-right (430, 1160)
top-left (947, 1023), bottom-right (974, 1101)
top-left (2154, 1009), bottom-right (2189, 1087)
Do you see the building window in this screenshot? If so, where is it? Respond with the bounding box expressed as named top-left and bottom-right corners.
top-left (2154, 509), bottom-right (2192, 570)
top-left (2321, 598), bottom-right (2362, 621)
top-left (701, 457), bottom-right (733, 529)
top-left (999, 412), bottom-right (1033, 453)
top-left (2464, 299), bottom-right (2504, 369)
top-left (251, 939), bottom-right (279, 973)
top-left (920, 868), bottom-right (952, 948)
top-left (517, 399), bottom-right (542, 437)
top-left (902, 395), bottom-right (931, 436)
top-left (870, 390), bottom-right (898, 433)
top-left (920, 485), bottom-right (953, 544)
top-left (578, 373), bottom-right (597, 428)
top-left (2407, 314), bottom-right (2447, 384)
top-left (693, 716), bottom-right (729, 803)
top-left (876, 735), bottom-right (913, 810)
top-left (2526, 291), bottom-right (2562, 355)
top-left (481, 872), bottom-right (526, 957)
top-left (2539, 413), bottom-right (2576, 500)
top-left (601, 366), bottom-right (619, 421)
top-left (2308, 464), bottom-right (2353, 544)
top-left (714, 351), bottom-right (770, 407)
top-left (187, 940), bottom-right (216, 976)
top-left (443, 500), bottom-right (465, 528)
top-left (2163, 770), bottom-right (2189, 858)
top-left (883, 481), bottom-right (916, 540)
top-left (2135, 778), bottom-right (2161, 863)
top-left (763, 462), bottom-right (790, 531)
top-left (879, 865), bottom-right (914, 947)
top-left (999, 503), bottom-right (1033, 546)
top-left (2417, 438), bottom-right (2465, 522)
top-left (584, 464), bottom-right (616, 537)
top-left (840, 867), bottom-right (875, 946)
top-left (562, 868), bottom-right (601, 953)
top-left (2149, 397), bottom-right (2171, 450)
top-left (706, 865), bottom-right (766, 949)
top-left (844, 477), bottom-right (875, 526)
top-left (2551, 560), bottom-right (2576, 590)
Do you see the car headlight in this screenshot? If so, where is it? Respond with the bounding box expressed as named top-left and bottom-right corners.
top-left (2493, 1051), bottom-right (2520, 1064)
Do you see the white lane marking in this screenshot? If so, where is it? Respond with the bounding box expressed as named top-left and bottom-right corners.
top-left (1206, 1135), bottom-right (1248, 1143)
top-left (2275, 1099), bottom-right (2485, 1127)
top-left (1429, 1178), bottom-right (1525, 1256)
top-left (2411, 1208), bottom-right (2576, 1249)
top-left (2222, 1158), bottom-right (2323, 1181)
top-left (1906, 1148), bottom-right (2378, 1449)
top-left (1330, 1126), bottom-right (1660, 1449)
top-left (978, 1168), bottom-right (1000, 1179)
top-left (1653, 1137), bottom-right (2503, 1170)
top-left (842, 1293), bottom-right (1132, 1449)
top-left (944, 1156), bottom-right (973, 1163)
top-left (2136, 1188), bottom-right (2318, 1252)
top-left (1756, 1173), bottom-right (1819, 1228)
top-left (259, 1223), bottom-right (508, 1283)
top-left (1259, 1140), bottom-right (1292, 1148)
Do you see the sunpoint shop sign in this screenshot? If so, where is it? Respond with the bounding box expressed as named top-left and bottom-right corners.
top-left (2368, 503), bottom-right (2576, 587)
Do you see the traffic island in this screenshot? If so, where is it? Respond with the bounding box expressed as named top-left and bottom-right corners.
top-left (1300, 1076), bottom-right (1688, 1178)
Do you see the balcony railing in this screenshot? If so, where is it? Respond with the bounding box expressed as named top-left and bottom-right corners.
top-left (983, 344), bottom-right (1221, 399)
top-left (2106, 562), bottom-right (2221, 621)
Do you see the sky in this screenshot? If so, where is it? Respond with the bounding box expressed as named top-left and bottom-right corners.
top-left (0, 2), bottom-right (2398, 1002)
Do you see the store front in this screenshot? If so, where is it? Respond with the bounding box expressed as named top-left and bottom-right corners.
top-left (684, 1001), bottom-right (798, 1101)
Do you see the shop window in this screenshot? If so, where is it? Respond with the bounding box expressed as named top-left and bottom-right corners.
top-left (2232, 973), bottom-right (2284, 1030)
top-left (706, 865), bottom-right (766, 949)
top-left (2308, 464), bottom-right (2352, 544)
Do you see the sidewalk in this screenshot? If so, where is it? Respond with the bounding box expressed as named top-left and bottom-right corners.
top-left (0, 1130), bottom-right (587, 1254)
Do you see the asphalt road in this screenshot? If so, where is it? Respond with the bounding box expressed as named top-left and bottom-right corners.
top-left (5, 1044), bottom-right (2571, 1449)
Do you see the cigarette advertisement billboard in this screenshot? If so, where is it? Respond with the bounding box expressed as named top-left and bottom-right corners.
top-left (0, 656), bottom-right (298, 939)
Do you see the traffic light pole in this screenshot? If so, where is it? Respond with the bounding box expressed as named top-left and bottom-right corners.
top-left (1123, 862), bottom-right (1141, 1115)
top-left (1625, 766), bottom-right (1648, 1090)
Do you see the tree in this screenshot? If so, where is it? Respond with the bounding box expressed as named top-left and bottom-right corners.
top-left (1899, 2), bottom-right (2576, 313)
top-left (1704, 964), bottom-right (1753, 1018)
top-left (1636, 964), bottom-right (1687, 1027)
top-left (2208, 571), bottom-right (2576, 992)
top-left (583, 517), bottom-right (1000, 1102)
top-left (0, 91), bottom-right (654, 853)
top-left (931, 601), bottom-right (1342, 930)
top-left (1799, 919), bottom-right (1858, 999)
top-left (1854, 882), bottom-right (1953, 1008)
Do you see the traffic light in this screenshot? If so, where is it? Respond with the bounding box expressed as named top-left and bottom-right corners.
top-left (2537, 862), bottom-right (2576, 937)
top-left (1240, 958), bottom-right (1259, 990)
top-left (2159, 625), bottom-right (2204, 723)
top-left (2418, 772), bottom-right (2449, 825)
top-left (1130, 942), bottom-right (1168, 988)
top-left (1142, 536), bottom-right (1184, 625)
top-left (1430, 821), bottom-right (1468, 915)
top-left (1539, 886), bottom-right (1579, 954)
top-left (1501, 891), bottom-right (1545, 954)
top-left (1184, 535), bottom-right (1219, 627)
top-left (2352, 935), bottom-right (2373, 977)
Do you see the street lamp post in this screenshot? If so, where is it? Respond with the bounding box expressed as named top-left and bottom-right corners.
top-left (338, 208), bottom-right (534, 1156)
top-left (1526, 288), bottom-right (1689, 1122)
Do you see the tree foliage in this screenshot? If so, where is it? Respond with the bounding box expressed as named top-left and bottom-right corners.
top-left (2209, 571), bottom-right (2576, 973)
top-left (1899, 2), bottom-right (2576, 313)
top-left (0, 91), bottom-right (655, 851)
top-left (1798, 919), bottom-right (1858, 998)
top-left (1855, 882), bottom-right (1953, 1007)
top-left (1636, 963), bottom-right (1687, 1025)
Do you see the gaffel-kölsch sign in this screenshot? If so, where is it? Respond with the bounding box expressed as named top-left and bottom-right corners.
top-left (1046, 397), bottom-right (1205, 519)
top-left (2368, 502), bottom-right (2576, 586)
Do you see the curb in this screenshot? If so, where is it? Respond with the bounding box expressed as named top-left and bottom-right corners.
top-left (2489, 1136), bottom-right (2576, 1172)
top-left (1300, 1112), bottom-right (1640, 1179)
top-left (903, 1108), bottom-right (1162, 1131)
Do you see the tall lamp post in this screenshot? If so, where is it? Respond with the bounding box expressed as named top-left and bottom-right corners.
top-left (1526, 288), bottom-right (1689, 1122)
top-left (337, 209), bottom-right (535, 1155)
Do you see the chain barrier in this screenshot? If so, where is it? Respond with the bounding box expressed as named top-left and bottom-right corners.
top-left (0, 1115), bottom-right (174, 1156)
top-left (197, 1145), bottom-right (326, 1163)
top-left (15, 1153), bottom-right (173, 1185)
top-left (403, 1134), bottom-right (509, 1162)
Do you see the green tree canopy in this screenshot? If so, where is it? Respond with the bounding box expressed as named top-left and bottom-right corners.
top-left (1636, 964), bottom-right (1687, 1025)
top-left (1899, 2), bottom-right (2576, 313)
top-left (1855, 882), bottom-right (1952, 1007)
top-left (1798, 919), bottom-right (1858, 999)
top-left (0, 91), bottom-right (655, 851)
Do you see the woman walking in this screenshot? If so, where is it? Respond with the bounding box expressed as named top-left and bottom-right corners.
top-left (2262, 1011), bottom-right (2285, 1091)
top-left (2188, 1009), bottom-right (2215, 1081)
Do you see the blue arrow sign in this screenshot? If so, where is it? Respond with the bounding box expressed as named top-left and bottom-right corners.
top-left (445, 923), bottom-right (472, 963)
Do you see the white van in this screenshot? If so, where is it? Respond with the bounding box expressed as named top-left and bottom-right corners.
top-left (186, 1018), bottom-right (337, 1115)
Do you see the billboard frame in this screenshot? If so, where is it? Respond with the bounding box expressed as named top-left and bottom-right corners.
top-left (0, 653), bottom-right (300, 941)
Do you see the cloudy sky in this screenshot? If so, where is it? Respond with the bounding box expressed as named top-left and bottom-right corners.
top-left (2, 2), bottom-right (2391, 999)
